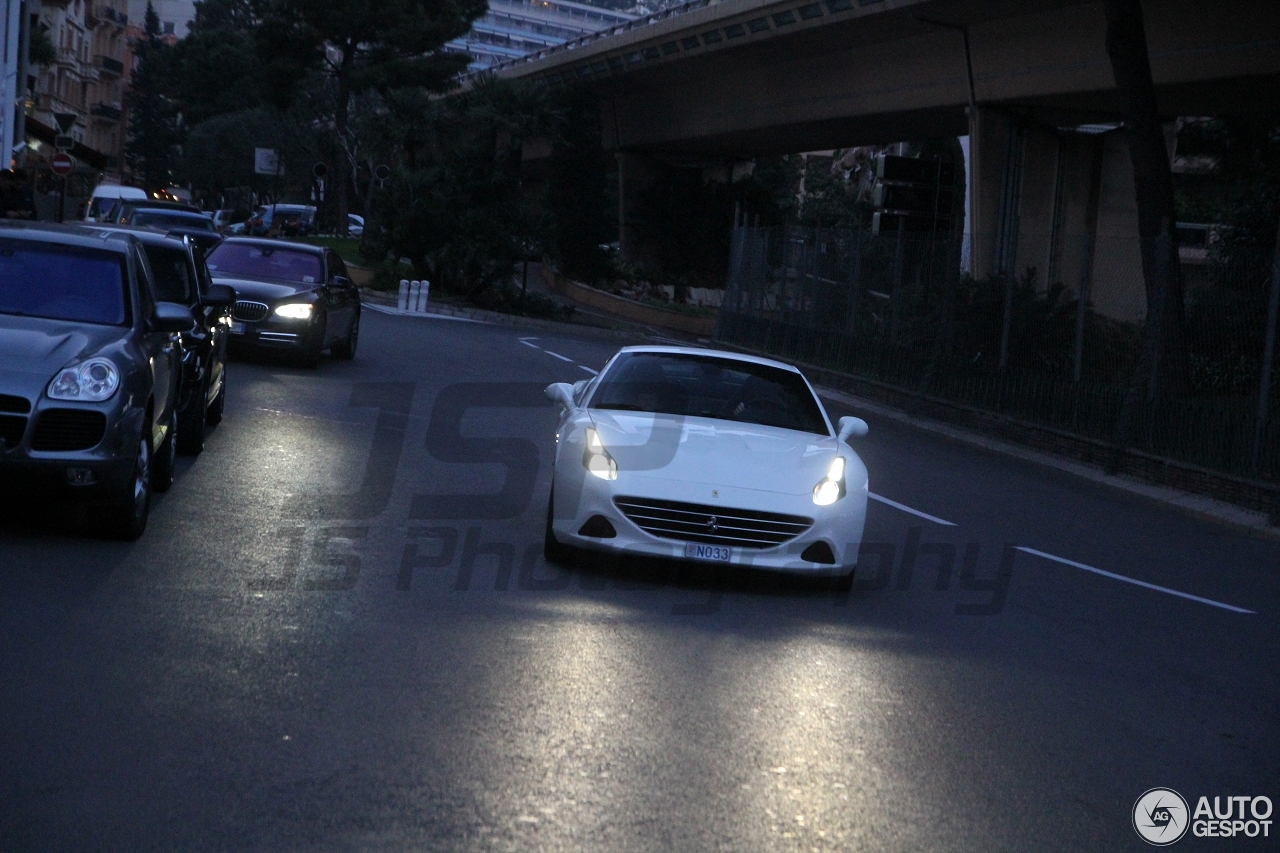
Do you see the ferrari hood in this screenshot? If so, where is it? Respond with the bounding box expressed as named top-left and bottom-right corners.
top-left (0, 315), bottom-right (126, 396)
top-left (590, 411), bottom-right (843, 496)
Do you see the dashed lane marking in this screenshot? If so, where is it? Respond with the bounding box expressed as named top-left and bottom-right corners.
top-left (867, 492), bottom-right (956, 526)
top-left (1015, 546), bottom-right (1255, 614)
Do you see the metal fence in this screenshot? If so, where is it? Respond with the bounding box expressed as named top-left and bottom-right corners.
top-left (716, 226), bottom-right (1280, 483)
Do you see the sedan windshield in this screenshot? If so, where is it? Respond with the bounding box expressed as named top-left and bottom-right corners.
top-left (0, 241), bottom-right (128, 325)
top-left (130, 210), bottom-right (215, 231)
top-left (590, 352), bottom-right (829, 435)
top-left (205, 243), bottom-right (323, 284)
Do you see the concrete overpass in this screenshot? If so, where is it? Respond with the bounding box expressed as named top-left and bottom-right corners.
top-left (484, 0), bottom-right (1280, 318)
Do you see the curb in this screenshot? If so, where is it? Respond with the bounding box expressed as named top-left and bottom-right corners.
top-left (816, 385), bottom-right (1280, 542)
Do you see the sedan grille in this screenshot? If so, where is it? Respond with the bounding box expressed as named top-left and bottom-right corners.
top-left (0, 394), bottom-right (30, 414)
top-left (233, 301), bottom-right (270, 322)
top-left (613, 496), bottom-right (813, 549)
top-left (0, 414), bottom-right (27, 448)
top-left (31, 409), bottom-right (108, 452)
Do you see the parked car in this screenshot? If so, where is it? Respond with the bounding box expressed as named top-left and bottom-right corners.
top-left (120, 208), bottom-right (223, 257)
top-left (211, 210), bottom-right (240, 233)
top-left (543, 346), bottom-right (869, 585)
top-left (347, 214), bottom-right (365, 237)
top-left (0, 221), bottom-right (196, 539)
top-left (84, 184), bottom-right (148, 222)
top-left (244, 204), bottom-right (317, 237)
top-left (103, 198), bottom-right (201, 225)
top-left (204, 237), bottom-right (360, 368)
top-left (88, 224), bottom-right (235, 454)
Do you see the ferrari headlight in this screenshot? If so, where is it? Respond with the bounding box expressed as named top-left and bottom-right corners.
top-left (812, 455), bottom-right (847, 505)
top-left (48, 358), bottom-right (120, 402)
top-left (582, 427), bottom-right (617, 480)
top-left (274, 302), bottom-right (314, 320)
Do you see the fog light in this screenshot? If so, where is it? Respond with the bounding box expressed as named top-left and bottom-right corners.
top-left (65, 467), bottom-right (97, 486)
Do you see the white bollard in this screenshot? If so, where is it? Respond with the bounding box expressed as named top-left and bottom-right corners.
top-left (408, 280), bottom-right (421, 313)
top-left (420, 280), bottom-right (430, 310)
top-left (398, 279), bottom-right (409, 312)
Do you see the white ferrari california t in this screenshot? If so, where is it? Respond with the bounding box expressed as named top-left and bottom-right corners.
top-left (544, 346), bottom-right (870, 579)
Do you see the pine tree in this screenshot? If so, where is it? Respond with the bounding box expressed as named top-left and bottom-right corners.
top-left (257, 0), bottom-right (484, 232)
top-left (125, 2), bottom-right (181, 191)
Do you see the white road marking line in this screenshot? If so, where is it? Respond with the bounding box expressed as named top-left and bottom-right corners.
top-left (519, 340), bottom-right (541, 349)
top-left (363, 303), bottom-right (482, 323)
top-left (578, 366), bottom-right (598, 375)
top-left (1015, 546), bottom-right (1256, 614)
top-left (544, 351), bottom-right (574, 362)
top-left (867, 492), bottom-right (956, 526)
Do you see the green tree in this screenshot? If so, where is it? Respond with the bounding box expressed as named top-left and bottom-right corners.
top-left (366, 78), bottom-right (558, 298)
top-left (125, 3), bottom-right (181, 190)
top-left (257, 0), bottom-right (484, 232)
top-left (169, 0), bottom-right (265, 126)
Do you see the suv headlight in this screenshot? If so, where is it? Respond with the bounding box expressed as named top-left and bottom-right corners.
top-left (812, 456), bottom-right (846, 505)
top-left (582, 427), bottom-right (617, 480)
top-left (274, 303), bottom-right (313, 320)
top-left (48, 358), bottom-right (120, 402)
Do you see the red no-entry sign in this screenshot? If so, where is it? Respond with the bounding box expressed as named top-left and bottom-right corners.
top-left (51, 152), bottom-right (75, 176)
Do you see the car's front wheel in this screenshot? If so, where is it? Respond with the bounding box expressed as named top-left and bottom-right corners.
top-left (177, 375), bottom-right (208, 455)
top-left (543, 488), bottom-right (576, 565)
top-left (97, 429), bottom-right (151, 540)
top-left (331, 309), bottom-right (359, 360)
top-left (152, 406), bottom-right (177, 492)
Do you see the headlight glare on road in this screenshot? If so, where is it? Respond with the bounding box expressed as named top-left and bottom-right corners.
top-left (812, 455), bottom-right (847, 505)
top-left (47, 358), bottom-right (120, 402)
top-left (274, 302), bottom-right (313, 320)
top-left (583, 427), bottom-right (617, 480)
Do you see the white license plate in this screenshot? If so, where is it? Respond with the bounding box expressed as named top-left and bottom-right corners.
top-left (684, 542), bottom-right (732, 563)
top-left (229, 321), bottom-right (246, 334)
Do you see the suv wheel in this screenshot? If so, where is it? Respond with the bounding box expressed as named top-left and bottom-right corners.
top-left (98, 429), bottom-right (151, 540)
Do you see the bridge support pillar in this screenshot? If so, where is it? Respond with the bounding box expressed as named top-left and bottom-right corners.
top-left (969, 107), bottom-right (1146, 324)
top-left (617, 151), bottom-right (659, 265)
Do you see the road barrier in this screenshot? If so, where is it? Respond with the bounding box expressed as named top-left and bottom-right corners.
top-left (398, 279), bottom-right (431, 313)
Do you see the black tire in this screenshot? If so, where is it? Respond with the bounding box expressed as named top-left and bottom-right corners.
top-left (97, 429), bottom-right (151, 540)
top-left (177, 377), bottom-right (208, 455)
top-left (152, 406), bottom-right (177, 493)
top-left (206, 370), bottom-right (225, 426)
top-left (331, 309), bottom-right (359, 360)
top-left (543, 488), bottom-right (575, 565)
top-left (299, 315), bottom-right (325, 369)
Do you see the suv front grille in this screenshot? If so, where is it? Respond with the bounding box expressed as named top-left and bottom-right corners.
top-left (233, 301), bottom-right (270, 322)
top-left (31, 409), bottom-right (108, 452)
top-left (613, 496), bottom-right (813, 549)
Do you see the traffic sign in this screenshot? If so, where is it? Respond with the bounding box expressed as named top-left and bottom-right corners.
top-left (55, 135), bottom-right (75, 151)
top-left (53, 112), bottom-right (77, 133)
top-left (50, 152), bottom-right (74, 176)
top-left (312, 162), bottom-right (328, 179)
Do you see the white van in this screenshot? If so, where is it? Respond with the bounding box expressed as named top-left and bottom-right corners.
top-left (84, 184), bottom-right (148, 222)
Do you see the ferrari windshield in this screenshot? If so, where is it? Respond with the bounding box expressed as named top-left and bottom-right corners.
top-left (0, 241), bottom-right (129, 325)
top-left (589, 352), bottom-right (829, 435)
top-left (206, 242), bottom-right (322, 284)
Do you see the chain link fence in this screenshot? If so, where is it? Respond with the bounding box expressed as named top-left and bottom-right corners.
top-left (716, 226), bottom-right (1280, 483)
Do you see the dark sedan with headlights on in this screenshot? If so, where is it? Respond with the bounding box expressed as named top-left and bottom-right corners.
top-left (204, 237), bottom-right (360, 368)
top-left (0, 222), bottom-right (196, 539)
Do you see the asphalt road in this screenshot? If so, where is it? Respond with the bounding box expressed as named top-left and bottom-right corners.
top-left (1, 308), bottom-right (1277, 852)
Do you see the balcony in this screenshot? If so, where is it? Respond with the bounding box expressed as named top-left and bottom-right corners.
top-left (91, 102), bottom-right (122, 121)
top-left (97, 55), bottom-right (124, 75)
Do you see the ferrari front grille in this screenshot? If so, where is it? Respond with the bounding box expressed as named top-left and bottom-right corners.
top-left (613, 496), bottom-right (812, 549)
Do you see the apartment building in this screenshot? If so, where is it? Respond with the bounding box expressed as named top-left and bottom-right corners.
top-left (28, 0), bottom-right (130, 177)
top-left (449, 0), bottom-right (635, 71)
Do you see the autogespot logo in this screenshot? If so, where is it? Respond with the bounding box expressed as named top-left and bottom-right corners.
top-left (1134, 788), bottom-right (1190, 846)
